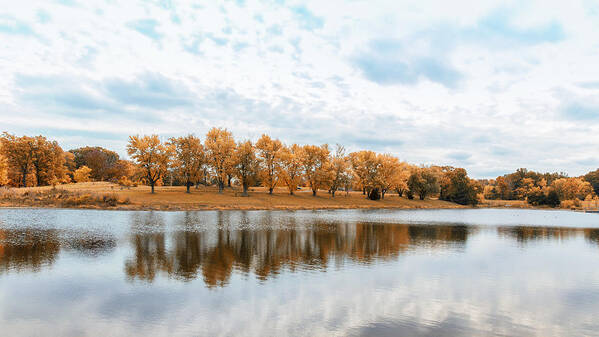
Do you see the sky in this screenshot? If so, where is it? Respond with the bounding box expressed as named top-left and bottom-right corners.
top-left (1, 0), bottom-right (599, 178)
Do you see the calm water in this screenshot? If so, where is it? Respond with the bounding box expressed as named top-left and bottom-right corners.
top-left (1, 208), bottom-right (599, 337)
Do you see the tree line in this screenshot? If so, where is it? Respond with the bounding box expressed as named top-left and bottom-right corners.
top-left (481, 168), bottom-right (599, 207)
top-left (0, 129), bottom-right (483, 205)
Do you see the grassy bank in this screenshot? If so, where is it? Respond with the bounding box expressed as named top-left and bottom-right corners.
top-left (0, 182), bottom-right (465, 211)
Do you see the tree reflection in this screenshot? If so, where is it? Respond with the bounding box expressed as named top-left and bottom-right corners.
top-left (0, 229), bottom-right (60, 273)
top-left (498, 226), bottom-right (583, 244)
top-left (124, 215), bottom-right (472, 287)
top-left (584, 229), bottom-right (599, 246)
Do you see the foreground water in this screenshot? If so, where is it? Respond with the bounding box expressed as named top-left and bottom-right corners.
top-left (1, 208), bottom-right (599, 336)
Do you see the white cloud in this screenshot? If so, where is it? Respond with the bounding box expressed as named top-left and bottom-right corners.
top-left (1, 0), bottom-right (599, 177)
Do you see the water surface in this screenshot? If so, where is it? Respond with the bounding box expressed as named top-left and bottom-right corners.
top-left (1, 208), bottom-right (599, 336)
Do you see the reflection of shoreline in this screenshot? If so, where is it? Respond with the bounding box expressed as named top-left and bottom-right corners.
top-left (0, 229), bottom-right (60, 273)
top-left (124, 216), bottom-right (471, 287)
top-left (498, 226), bottom-right (599, 245)
top-left (0, 228), bottom-right (116, 273)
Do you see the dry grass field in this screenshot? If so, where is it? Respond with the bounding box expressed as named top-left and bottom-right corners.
top-left (0, 182), bottom-right (465, 211)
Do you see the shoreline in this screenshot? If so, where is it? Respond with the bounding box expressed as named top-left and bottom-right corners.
top-left (0, 202), bottom-right (469, 212)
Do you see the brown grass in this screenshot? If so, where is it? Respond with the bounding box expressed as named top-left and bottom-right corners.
top-left (0, 185), bottom-right (130, 209)
top-left (0, 182), bottom-right (465, 211)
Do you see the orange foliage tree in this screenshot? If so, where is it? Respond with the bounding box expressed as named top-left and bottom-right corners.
top-left (204, 128), bottom-right (236, 193)
top-left (127, 135), bottom-right (172, 194)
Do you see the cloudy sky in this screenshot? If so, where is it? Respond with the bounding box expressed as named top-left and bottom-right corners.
top-left (1, 0), bottom-right (599, 178)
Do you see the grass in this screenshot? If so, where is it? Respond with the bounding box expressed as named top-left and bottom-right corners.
top-left (0, 182), bottom-right (465, 211)
top-left (0, 184), bottom-right (130, 209)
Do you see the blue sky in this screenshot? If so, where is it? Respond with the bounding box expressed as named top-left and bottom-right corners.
top-left (1, 0), bottom-right (599, 178)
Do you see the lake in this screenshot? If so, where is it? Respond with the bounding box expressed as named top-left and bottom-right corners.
top-left (1, 208), bottom-right (599, 336)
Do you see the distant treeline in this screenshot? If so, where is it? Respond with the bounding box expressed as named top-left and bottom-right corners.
top-left (480, 168), bottom-right (599, 208)
top-left (5, 129), bottom-right (598, 207)
top-left (0, 129), bottom-right (480, 205)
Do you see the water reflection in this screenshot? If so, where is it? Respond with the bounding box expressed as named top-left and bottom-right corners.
top-left (498, 226), bottom-right (599, 245)
top-left (0, 229), bottom-right (60, 273)
top-left (0, 228), bottom-right (116, 273)
top-left (2, 209), bottom-right (599, 336)
top-left (123, 214), bottom-right (472, 286)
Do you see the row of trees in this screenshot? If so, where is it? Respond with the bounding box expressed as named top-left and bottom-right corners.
top-left (0, 129), bottom-right (482, 205)
top-left (125, 128), bottom-right (481, 204)
top-left (481, 168), bottom-right (597, 207)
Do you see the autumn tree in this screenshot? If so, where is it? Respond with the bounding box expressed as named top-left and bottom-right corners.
top-left (279, 144), bottom-right (304, 195)
top-left (301, 144), bottom-right (332, 196)
top-left (329, 144), bottom-right (350, 197)
top-left (73, 166), bottom-right (92, 183)
top-left (69, 146), bottom-right (120, 181)
top-left (127, 135), bottom-right (172, 194)
top-left (204, 127), bottom-right (236, 193)
top-left (255, 134), bottom-right (283, 194)
top-left (391, 162), bottom-right (411, 197)
top-left (377, 154), bottom-right (403, 199)
top-left (168, 135), bottom-right (205, 193)
top-left (0, 145), bottom-right (8, 186)
top-left (439, 167), bottom-right (479, 205)
top-left (349, 150), bottom-right (381, 198)
top-left (584, 169), bottom-right (599, 196)
top-left (233, 140), bottom-right (259, 196)
top-left (0, 133), bottom-right (35, 187)
top-left (31, 136), bottom-right (67, 186)
top-left (408, 167), bottom-right (439, 200)
top-left (551, 178), bottom-right (594, 201)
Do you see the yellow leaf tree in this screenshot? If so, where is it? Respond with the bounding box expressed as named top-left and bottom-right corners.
top-left (0, 132), bottom-right (35, 187)
top-left (349, 150), bottom-right (382, 199)
top-left (168, 135), bottom-right (205, 193)
top-left (279, 144), bottom-right (304, 195)
top-left (255, 134), bottom-right (283, 194)
top-left (301, 144), bottom-right (333, 196)
top-left (233, 140), bottom-right (259, 196)
top-left (0, 144), bottom-right (8, 186)
top-left (329, 144), bottom-right (351, 197)
top-left (73, 165), bottom-right (92, 183)
top-left (204, 127), bottom-right (236, 193)
top-left (127, 135), bottom-right (172, 194)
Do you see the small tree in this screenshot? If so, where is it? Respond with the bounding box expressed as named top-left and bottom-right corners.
top-left (73, 165), bottom-right (92, 183)
top-left (408, 167), bottom-right (439, 200)
top-left (204, 128), bottom-right (236, 193)
top-left (0, 132), bottom-right (35, 187)
top-left (255, 134), bottom-right (283, 194)
top-left (439, 167), bottom-right (479, 205)
top-left (168, 135), bottom-right (205, 193)
top-left (301, 144), bottom-right (333, 196)
top-left (279, 144), bottom-right (304, 195)
top-left (329, 144), bottom-right (350, 197)
top-left (233, 140), bottom-right (258, 196)
top-left (127, 135), bottom-right (172, 194)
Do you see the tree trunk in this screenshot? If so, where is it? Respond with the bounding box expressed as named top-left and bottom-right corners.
top-left (362, 187), bottom-right (366, 195)
top-left (21, 170), bottom-right (27, 187)
top-left (242, 183), bottom-right (249, 197)
top-left (186, 182), bottom-right (191, 193)
top-left (290, 189), bottom-right (294, 195)
top-left (269, 187), bottom-right (274, 194)
top-left (312, 189), bottom-right (317, 196)
top-left (331, 189), bottom-right (336, 198)
top-left (218, 181), bottom-right (224, 193)
top-left (151, 182), bottom-right (155, 194)
top-left (227, 175), bottom-right (232, 187)
top-left (381, 189), bottom-right (386, 199)
top-left (419, 194), bottom-right (425, 200)
top-left (35, 167), bottom-right (42, 187)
